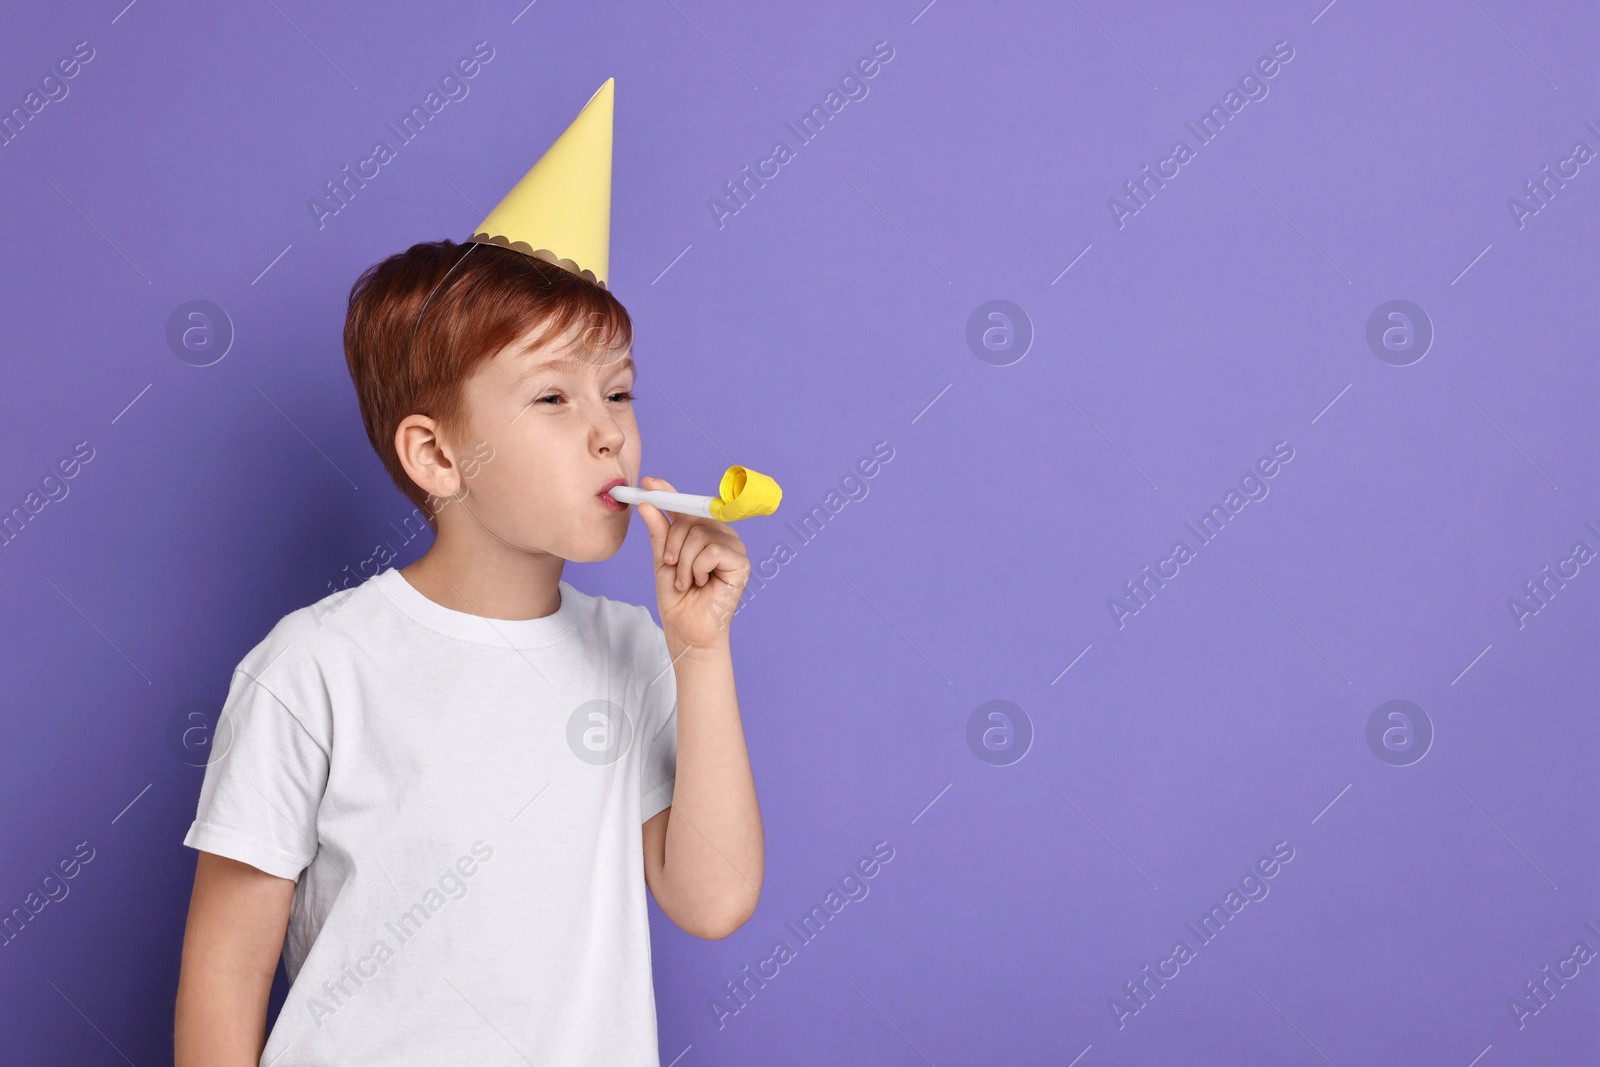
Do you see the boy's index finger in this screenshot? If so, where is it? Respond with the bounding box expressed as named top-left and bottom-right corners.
top-left (640, 475), bottom-right (700, 534)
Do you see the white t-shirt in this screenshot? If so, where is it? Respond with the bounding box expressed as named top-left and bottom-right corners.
top-left (182, 567), bottom-right (678, 1066)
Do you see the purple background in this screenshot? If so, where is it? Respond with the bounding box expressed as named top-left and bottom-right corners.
top-left (3, 0), bottom-right (1597, 1063)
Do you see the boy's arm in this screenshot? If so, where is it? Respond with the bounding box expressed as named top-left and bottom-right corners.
top-left (174, 851), bottom-right (297, 1066)
top-left (642, 638), bottom-right (763, 940)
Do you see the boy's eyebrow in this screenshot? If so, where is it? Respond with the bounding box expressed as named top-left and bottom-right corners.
top-left (517, 353), bottom-right (635, 381)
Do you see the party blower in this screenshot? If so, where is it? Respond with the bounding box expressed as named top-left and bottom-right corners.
top-left (607, 465), bottom-right (782, 521)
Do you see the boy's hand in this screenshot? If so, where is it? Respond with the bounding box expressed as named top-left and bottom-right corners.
top-left (637, 476), bottom-right (749, 651)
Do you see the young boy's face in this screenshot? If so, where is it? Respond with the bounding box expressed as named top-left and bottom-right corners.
top-left (444, 316), bottom-right (639, 563)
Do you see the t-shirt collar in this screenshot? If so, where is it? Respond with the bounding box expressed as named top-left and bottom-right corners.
top-left (375, 567), bottom-right (579, 649)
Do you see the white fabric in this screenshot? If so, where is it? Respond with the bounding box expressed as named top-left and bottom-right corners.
top-left (182, 567), bottom-right (678, 1066)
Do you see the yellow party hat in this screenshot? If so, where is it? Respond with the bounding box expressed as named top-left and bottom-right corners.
top-left (468, 77), bottom-right (614, 288)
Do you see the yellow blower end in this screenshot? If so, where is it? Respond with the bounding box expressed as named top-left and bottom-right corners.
top-left (709, 466), bottom-right (783, 521)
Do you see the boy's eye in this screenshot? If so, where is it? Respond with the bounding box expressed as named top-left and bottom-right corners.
top-left (532, 390), bottom-right (634, 405)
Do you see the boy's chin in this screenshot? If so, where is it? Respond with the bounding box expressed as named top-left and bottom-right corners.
top-left (558, 528), bottom-right (629, 564)
top-left (563, 547), bottom-right (622, 564)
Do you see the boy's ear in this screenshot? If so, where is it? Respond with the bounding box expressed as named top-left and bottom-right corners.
top-left (394, 414), bottom-right (460, 501)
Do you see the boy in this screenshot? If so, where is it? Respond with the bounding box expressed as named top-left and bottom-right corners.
top-left (173, 79), bottom-right (763, 1065)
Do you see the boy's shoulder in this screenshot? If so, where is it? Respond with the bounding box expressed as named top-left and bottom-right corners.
top-left (567, 580), bottom-right (660, 632)
top-left (224, 570), bottom-right (408, 698)
top-left (242, 570), bottom-right (388, 660)
top-left (558, 580), bottom-right (669, 664)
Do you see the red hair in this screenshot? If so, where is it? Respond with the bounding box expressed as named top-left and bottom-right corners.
top-left (342, 239), bottom-right (633, 526)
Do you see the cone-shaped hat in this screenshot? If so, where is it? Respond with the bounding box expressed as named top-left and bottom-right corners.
top-left (468, 78), bottom-right (613, 288)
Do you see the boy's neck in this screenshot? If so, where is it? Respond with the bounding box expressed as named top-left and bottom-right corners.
top-left (398, 534), bottom-right (565, 621)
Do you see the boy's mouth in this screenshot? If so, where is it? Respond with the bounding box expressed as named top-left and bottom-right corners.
top-left (597, 477), bottom-right (629, 512)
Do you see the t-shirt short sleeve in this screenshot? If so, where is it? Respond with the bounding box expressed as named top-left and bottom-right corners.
top-left (638, 620), bottom-right (678, 824)
top-left (182, 645), bottom-right (330, 882)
